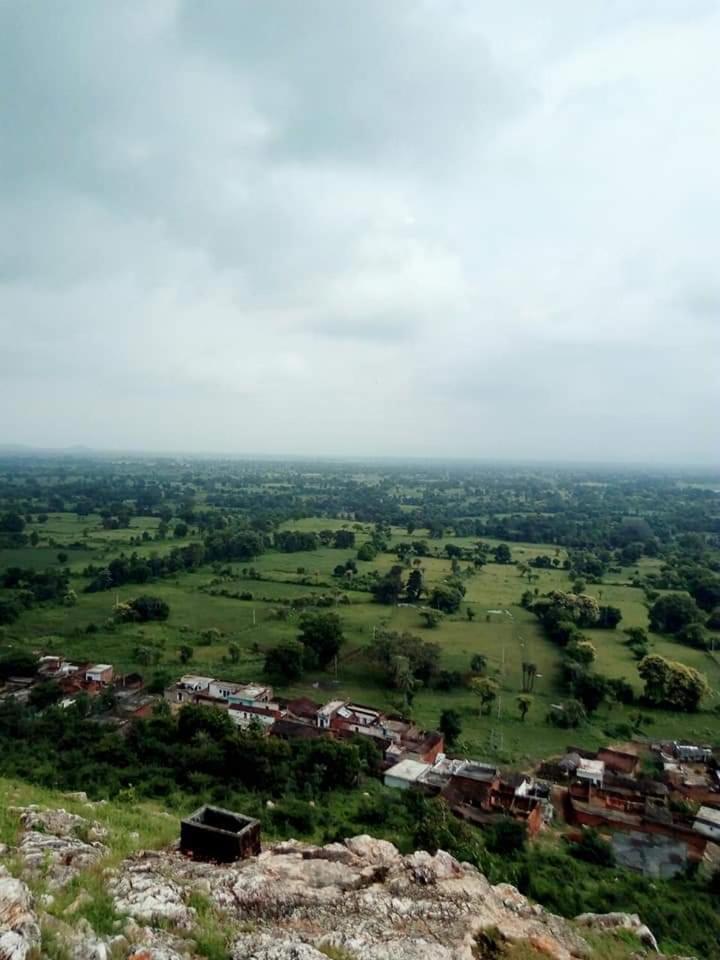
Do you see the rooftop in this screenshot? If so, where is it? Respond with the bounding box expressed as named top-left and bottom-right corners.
top-left (87, 663), bottom-right (112, 672)
top-left (385, 758), bottom-right (431, 782)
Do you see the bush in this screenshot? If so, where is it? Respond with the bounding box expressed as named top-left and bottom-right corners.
top-left (570, 829), bottom-right (615, 867)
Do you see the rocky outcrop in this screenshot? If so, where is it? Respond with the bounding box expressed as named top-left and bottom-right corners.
top-left (576, 912), bottom-right (659, 952)
top-left (13, 806), bottom-right (108, 889)
top-left (0, 867), bottom-right (40, 960)
top-left (0, 804), bottom-right (675, 960)
top-left (107, 836), bottom-right (613, 960)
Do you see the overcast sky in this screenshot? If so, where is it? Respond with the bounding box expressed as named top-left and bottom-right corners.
top-left (1, 1), bottom-right (718, 464)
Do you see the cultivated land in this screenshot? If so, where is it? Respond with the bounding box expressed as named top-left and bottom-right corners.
top-left (3, 500), bottom-right (720, 765)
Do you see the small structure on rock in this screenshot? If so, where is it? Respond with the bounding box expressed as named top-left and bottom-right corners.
top-left (180, 805), bottom-right (261, 862)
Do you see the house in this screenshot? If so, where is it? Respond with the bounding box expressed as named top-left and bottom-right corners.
top-left (85, 664), bottom-right (114, 685)
top-left (597, 748), bottom-right (639, 776)
top-left (219, 682), bottom-right (274, 706)
top-left (316, 700), bottom-right (349, 729)
top-left (166, 675), bottom-right (215, 705)
top-left (693, 806), bottom-right (720, 841)
top-left (228, 701), bottom-right (283, 730)
top-left (384, 758), bottom-right (431, 790)
top-left (577, 759), bottom-right (605, 787)
top-left (672, 742), bottom-right (713, 764)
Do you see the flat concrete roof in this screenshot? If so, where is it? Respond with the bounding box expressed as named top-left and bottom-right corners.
top-left (385, 759), bottom-right (431, 782)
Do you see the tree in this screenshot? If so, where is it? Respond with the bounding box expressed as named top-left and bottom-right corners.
top-left (516, 694), bottom-right (533, 722)
top-left (649, 593), bottom-right (703, 634)
top-left (406, 569), bottom-right (424, 603)
top-left (129, 595), bottom-right (170, 622)
top-left (597, 605), bottom-right (622, 629)
top-left (0, 651), bottom-right (37, 679)
top-left (466, 607), bottom-right (476, 622)
top-left (28, 680), bottom-right (63, 711)
top-left (493, 543), bottom-right (512, 564)
top-left (368, 629), bottom-right (440, 687)
top-left (638, 654), bottom-right (708, 712)
top-left (357, 542), bottom-right (377, 562)
top-left (428, 584), bottom-right (463, 614)
top-left (392, 655), bottom-right (418, 708)
top-left (228, 642), bottom-right (241, 663)
top-left (179, 644), bottom-right (194, 664)
top-left (547, 699), bottom-right (586, 728)
top-left (419, 609), bottom-right (442, 629)
top-left (470, 653), bottom-right (487, 675)
top-left (566, 638), bottom-right (596, 667)
top-left (439, 709), bottom-right (462, 746)
top-left (470, 676), bottom-right (499, 715)
top-left (372, 566), bottom-right (405, 605)
top-left (264, 640), bottom-right (305, 682)
top-left (297, 611), bottom-right (344, 668)
top-left (521, 661), bottom-right (537, 692)
top-left (677, 622), bottom-right (708, 649)
top-left (174, 522), bottom-right (188, 538)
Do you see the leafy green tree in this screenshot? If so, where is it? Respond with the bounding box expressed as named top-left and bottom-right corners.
top-left (297, 611), bottom-right (344, 668)
top-left (179, 644), bottom-right (194, 664)
top-left (638, 654), bottom-right (708, 712)
top-left (470, 676), bottom-right (499, 715)
top-left (129, 595), bottom-right (170, 622)
top-left (419, 609), bottom-right (442, 629)
top-left (28, 680), bottom-right (63, 711)
top-left (516, 694), bottom-right (533, 722)
top-left (406, 568), bottom-right (424, 602)
top-left (264, 640), bottom-right (305, 681)
top-left (466, 607), bottom-right (476, 621)
top-left (428, 584), bottom-right (463, 614)
top-left (470, 653), bottom-right (487, 675)
top-left (649, 593), bottom-right (703, 634)
top-left (228, 642), bottom-right (241, 663)
top-left (521, 661), bottom-right (537, 692)
top-left (439, 708), bottom-right (462, 746)
top-left (357, 542), bottom-right (377, 562)
top-left (493, 543), bottom-right (512, 564)
top-left (372, 566), bottom-right (405, 604)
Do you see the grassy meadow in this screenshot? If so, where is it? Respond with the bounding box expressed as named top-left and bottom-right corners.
top-left (3, 513), bottom-right (720, 766)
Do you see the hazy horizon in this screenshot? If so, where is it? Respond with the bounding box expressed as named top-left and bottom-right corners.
top-left (2, 2), bottom-right (719, 463)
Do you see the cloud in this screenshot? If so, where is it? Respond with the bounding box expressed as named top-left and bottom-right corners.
top-left (0, 0), bottom-right (718, 462)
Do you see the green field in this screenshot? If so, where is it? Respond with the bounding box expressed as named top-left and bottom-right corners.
top-left (4, 510), bottom-right (720, 765)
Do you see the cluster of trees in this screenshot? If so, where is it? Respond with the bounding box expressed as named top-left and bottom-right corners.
top-left (371, 564), bottom-right (467, 614)
top-left (0, 698), bottom-right (374, 800)
top-left (529, 591), bottom-right (632, 720)
top-left (264, 611), bottom-right (345, 681)
top-left (367, 629), bottom-right (441, 702)
top-left (0, 566), bottom-right (72, 623)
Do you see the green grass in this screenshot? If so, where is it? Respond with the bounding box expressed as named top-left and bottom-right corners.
top-left (4, 514), bottom-right (720, 763)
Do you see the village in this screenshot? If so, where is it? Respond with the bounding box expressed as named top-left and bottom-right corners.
top-left (3, 655), bottom-right (720, 880)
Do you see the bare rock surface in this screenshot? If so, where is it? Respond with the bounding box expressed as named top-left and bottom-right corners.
top-left (110, 835), bottom-right (602, 959)
top-left (0, 866), bottom-right (41, 960)
top-left (18, 830), bottom-right (107, 889)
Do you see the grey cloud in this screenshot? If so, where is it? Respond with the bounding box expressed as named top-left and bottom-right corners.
top-left (0, 1), bottom-right (718, 462)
